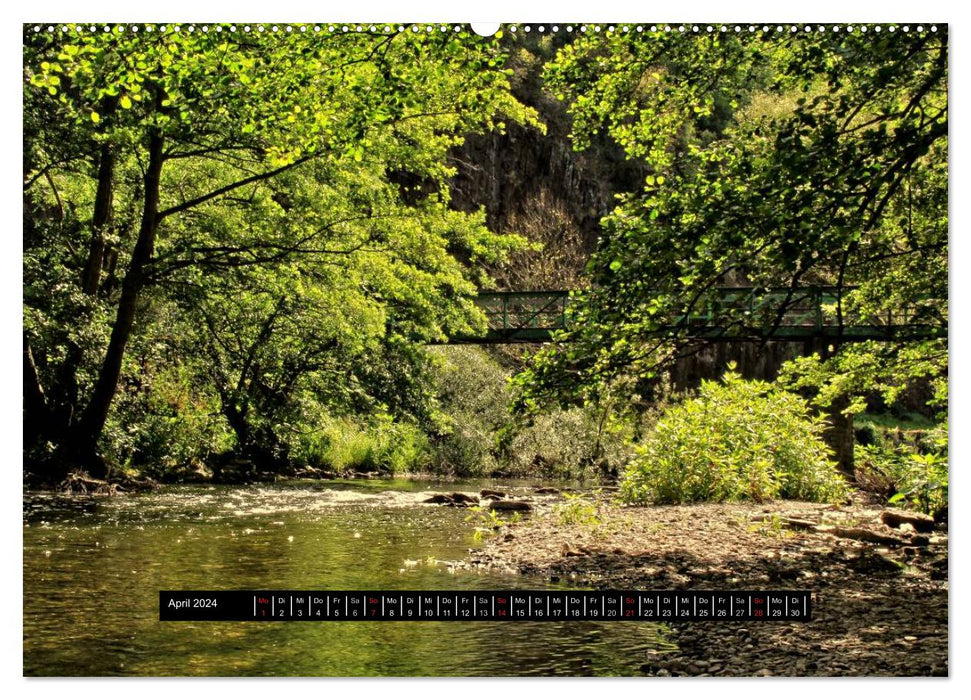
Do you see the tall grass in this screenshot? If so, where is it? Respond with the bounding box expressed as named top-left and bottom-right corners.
top-left (294, 416), bottom-right (430, 474)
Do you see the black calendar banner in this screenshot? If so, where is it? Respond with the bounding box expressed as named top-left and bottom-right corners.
top-left (160, 590), bottom-right (811, 622)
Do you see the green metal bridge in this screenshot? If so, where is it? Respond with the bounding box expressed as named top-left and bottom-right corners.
top-left (450, 288), bottom-right (946, 344)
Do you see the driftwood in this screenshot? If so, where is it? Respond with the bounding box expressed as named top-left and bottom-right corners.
top-left (824, 525), bottom-right (907, 547)
top-left (60, 473), bottom-right (117, 494)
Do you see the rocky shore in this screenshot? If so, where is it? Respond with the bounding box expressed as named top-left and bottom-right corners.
top-left (459, 493), bottom-right (948, 677)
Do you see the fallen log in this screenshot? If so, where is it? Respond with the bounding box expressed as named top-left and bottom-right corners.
top-left (825, 525), bottom-right (907, 547)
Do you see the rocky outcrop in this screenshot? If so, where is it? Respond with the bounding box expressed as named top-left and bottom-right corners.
top-left (880, 509), bottom-right (936, 533)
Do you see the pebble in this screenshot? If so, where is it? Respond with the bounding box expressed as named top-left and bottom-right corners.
top-left (467, 499), bottom-right (948, 677)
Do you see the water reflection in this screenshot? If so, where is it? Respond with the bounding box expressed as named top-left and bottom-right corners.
top-left (24, 480), bottom-right (672, 676)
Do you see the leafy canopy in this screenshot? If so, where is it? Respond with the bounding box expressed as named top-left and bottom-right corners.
top-left (513, 28), bottom-right (947, 414)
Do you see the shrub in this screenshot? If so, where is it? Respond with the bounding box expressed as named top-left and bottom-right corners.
top-left (552, 492), bottom-right (602, 527)
top-left (504, 407), bottom-right (634, 480)
top-left (426, 347), bottom-right (510, 476)
top-left (620, 369), bottom-right (848, 505)
top-left (856, 422), bottom-right (948, 514)
top-left (890, 451), bottom-right (948, 515)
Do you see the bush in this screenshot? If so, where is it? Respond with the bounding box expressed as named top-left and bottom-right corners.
top-left (504, 407), bottom-right (634, 480)
top-left (426, 347), bottom-right (510, 476)
top-left (103, 364), bottom-right (234, 479)
top-left (856, 422), bottom-right (948, 514)
top-left (427, 419), bottom-right (500, 477)
top-left (620, 369), bottom-right (848, 505)
top-left (427, 347), bottom-right (637, 478)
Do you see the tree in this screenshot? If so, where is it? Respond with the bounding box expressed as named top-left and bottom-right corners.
top-left (24, 24), bottom-right (536, 479)
top-left (514, 27), bottom-right (948, 477)
top-left (176, 163), bottom-right (519, 468)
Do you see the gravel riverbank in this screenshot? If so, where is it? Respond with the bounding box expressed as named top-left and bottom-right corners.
top-left (459, 493), bottom-right (948, 677)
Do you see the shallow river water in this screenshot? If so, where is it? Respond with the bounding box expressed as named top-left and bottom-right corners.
top-left (23, 478), bottom-right (672, 676)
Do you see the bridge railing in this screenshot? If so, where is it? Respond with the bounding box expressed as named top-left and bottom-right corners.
top-left (668, 286), bottom-right (938, 328)
top-left (476, 292), bottom-right (571, 332)
top-left (461, 288), bottom-right (944, 343)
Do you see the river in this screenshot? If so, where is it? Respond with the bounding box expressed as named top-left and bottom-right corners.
top-left (23, 478), bottom-right (672, 676)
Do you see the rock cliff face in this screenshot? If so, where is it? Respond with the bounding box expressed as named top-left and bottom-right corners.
top-left (447, 39), bottom-right (643, 290)
top-left (450, 124), bottom-right (628, 261)
top-left (449, 126), bottom-right (639, 289)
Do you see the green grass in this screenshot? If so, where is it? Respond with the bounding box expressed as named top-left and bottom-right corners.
top-left (296, 416), bottom-right (430, 474)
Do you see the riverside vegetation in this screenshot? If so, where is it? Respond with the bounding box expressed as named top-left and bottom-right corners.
top-left (23, 22), bottom-right (948, 680)
top-left (24, 27), bottom-right (945, 527)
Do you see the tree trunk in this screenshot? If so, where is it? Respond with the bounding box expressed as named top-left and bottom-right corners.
top-left (81, 141), bottom-right (115, 295)
top-left (73, 129), bottom-right (164, 472)
top-left (23, 331), bottom-right (51, 447)
top-left (807, 337), bottom-right (855, 481)
top-left (223, 399), bottom-right (252, 454)
top-left (825, 394), bottom-right (856, 481)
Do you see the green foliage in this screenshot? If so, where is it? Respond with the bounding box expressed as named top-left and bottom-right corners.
top-left (552, 491), bottom-right (601, 527)
top-left (779, 340), bottom-right (947, 416)
top-left (504, 407), bottom-right (634, 479)
top-left (292, 415), bottom-right (429, 475)
top-left (891, 451), bottom-right (948, 516)
top-left (857, 411), bottom-right (937, 432)
top-left (425, 347), bottom-right (510, 476)
top-left (23, 26), bottom-right (539, 477)
top-left (620, 369), bottom-right (848, 505)
top-left (516, 29), bottom-right (947, 419)
top-left (856, 422), bottom-right (948, 514)
top-left (465, 505), bottom-right (521, 542)
top-left (104, 361), bottom-right (233, 478)
top-left (427, 347), bottom-right (633, 479)
top-left (23, 26), bottom-right (947, 486)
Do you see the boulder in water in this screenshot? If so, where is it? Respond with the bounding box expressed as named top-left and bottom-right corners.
top-left (423, 492), bottom-right (480, 507)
